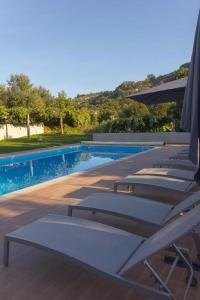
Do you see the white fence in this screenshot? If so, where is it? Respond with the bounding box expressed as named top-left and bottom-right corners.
top-left (0, 124), bottom-right (44, 140)
top-left (93, 132), bottom-right (190, 144)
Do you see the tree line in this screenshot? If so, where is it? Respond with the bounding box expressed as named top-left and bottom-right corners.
top-left (0, 64), bottom-right (188, 138)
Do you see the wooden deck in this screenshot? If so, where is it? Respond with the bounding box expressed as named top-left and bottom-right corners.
top-left (0, 145), bottom-right (199, 300)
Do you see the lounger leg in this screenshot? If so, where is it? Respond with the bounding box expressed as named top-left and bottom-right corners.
top-left (68, 206), bottom-right (73, 216)
top-left (191, 230), bottom-right (200, 260)
top-left (114, 183), bottom-right (118, 193)
top-left (129, 185), bottom-right (134, 192)
top-left (3, 237), bottom-right (10, 267)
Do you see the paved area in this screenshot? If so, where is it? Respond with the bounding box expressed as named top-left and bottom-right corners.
top-left (0, 145), bottom-right (199, 300)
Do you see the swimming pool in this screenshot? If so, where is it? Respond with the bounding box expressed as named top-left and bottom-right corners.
top-left (0, 145), bottom-right (151, 195)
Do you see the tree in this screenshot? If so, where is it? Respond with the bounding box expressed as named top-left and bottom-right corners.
top-left (0, 105), bottom-right (9, 138)
top-left (175, 67), bottom-right (189, 79)
top-left (7, 74), bottom-right (36, 138)
top-left (0, 105), bottom-right (9, 123)
top-left (90, 111), bottom-right (98, 126)
top-left (113, 81), bottom-right (151, 97)
top-left (9, 107), bottom-right (28, 124)
top-left (149, 103), bottom-right (174, 118)
top-left (56, 91), bottom-right (68, 134)
top-left (120, 99), bottom-right (149, 118)
top-left (167, 101), bottom-right (183, 131)
top-left (146, 74), bottom-right (156, 85)
top-left (0, 85), bottom-right (8, 105)
top-left (98, 109), bottom-right (118, 124)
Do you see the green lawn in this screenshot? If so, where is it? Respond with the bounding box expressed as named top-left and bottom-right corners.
top-left (0, 134), bottom-right (91, 154)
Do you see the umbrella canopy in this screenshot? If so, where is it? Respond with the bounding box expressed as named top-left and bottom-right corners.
top-left (128, 77), bottom-right (187, 104)
top-left (181, 10), bottom-right (200, 182)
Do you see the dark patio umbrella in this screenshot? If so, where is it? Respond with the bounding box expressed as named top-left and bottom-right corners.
top-left (128, 77), bottom-right (187, 104)
top-left (181, 10), bottom-right (200, 182)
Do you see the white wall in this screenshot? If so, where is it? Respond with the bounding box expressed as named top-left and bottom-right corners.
top-left (93, 132), bottom-right (190, 144)
top-left (0, 124), bottom-right (44, 140)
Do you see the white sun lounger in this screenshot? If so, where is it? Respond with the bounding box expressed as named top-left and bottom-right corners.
top-left (153, 159), bottom-right (196, 171)
top-left (114, 175), bottom-right (196, 193)
top-left (135, 168), bottom-right (194, 181)
top-left (4, 205), bottom-right (200, 300)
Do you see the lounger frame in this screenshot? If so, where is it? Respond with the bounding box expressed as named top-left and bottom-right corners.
top-left (3, 235), bottom-right (193, 300)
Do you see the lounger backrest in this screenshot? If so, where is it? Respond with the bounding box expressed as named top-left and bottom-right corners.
top-left (163, 191), bottom-right (200, 223)
top-left (120, 204), bottom-right (200, 275)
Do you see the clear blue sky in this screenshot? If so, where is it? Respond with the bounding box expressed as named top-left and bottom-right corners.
top-left (0, 0), bottom-right (199, 97)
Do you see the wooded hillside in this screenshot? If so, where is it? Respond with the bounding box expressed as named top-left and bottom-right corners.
top-left (0, 63), bottom-right (189, 136)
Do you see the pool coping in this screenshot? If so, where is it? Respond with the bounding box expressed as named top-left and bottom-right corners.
top-left (1, 146), bottom-right (158, 200)
top-left (0, 143), bottom-right (81, 158)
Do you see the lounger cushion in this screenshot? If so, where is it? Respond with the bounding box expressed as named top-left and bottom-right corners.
top-left (6, 214), bottom-right (144, 274)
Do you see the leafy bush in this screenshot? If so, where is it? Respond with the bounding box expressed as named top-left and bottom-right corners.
top-left (107, 115), bottom-right (173, 133)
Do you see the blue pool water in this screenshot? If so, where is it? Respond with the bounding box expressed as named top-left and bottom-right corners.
top-left (0, 145), bottom-right (151, 195)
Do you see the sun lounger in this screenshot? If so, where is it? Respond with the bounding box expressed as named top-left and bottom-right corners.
top-left (181, 149), bottom-right (189, 153)
top-left (69, 191), bottom-right (200, 256)
top-left (114, 175), bottom-right (196, 193)
top-left (68, 191), bottom-right (200, 226)
top-left (176, 150), bottom-right (189, 155)
top-left (135, 168), bottom-right (194, 181)
top-left (169, 154), bottom-right (189, 160)
top-left (4, 205), bottom-right (200, 300)
top-left (153, 159), bottom-right (196, 171)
